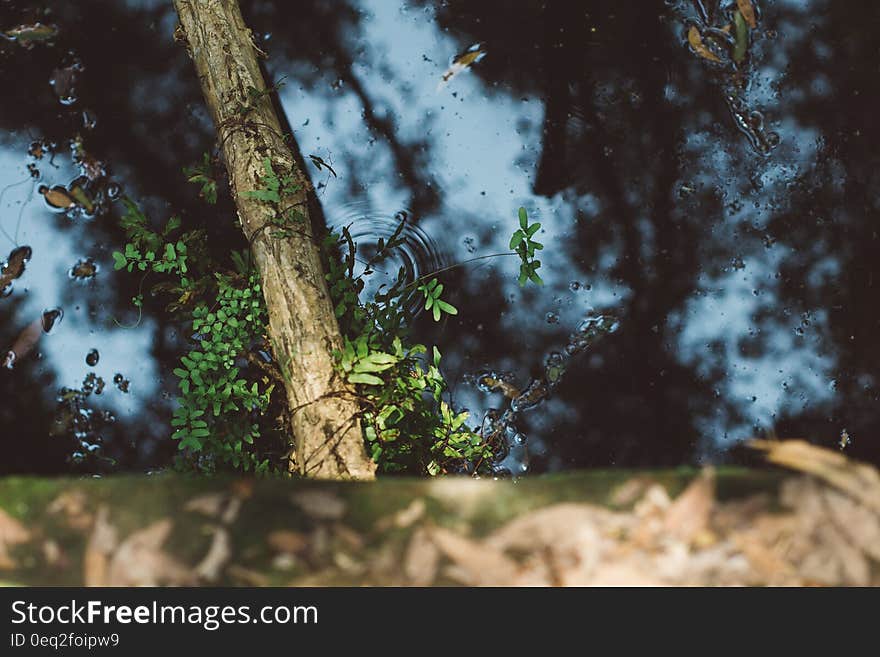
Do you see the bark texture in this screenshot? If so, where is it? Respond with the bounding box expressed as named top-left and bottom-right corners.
top-left (173, 0), bottom-right (374, 479)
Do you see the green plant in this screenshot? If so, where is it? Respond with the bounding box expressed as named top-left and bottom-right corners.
top-left (242, 157), bottom-right (305, 237)
top-left (184, 152), bottom-right (218, 204)
top-left (112, 196), bottom-right (282, 474)
top-left (324, 222), bottom-right (494, 475)
top-left (233, 79), bottom-right (286, 116)
top-left (171, 272), bottom-right (274, 473)
top-left (417, 278), bottom-right (458, 322)
top-left (510, 206), bottom-right (544, 286)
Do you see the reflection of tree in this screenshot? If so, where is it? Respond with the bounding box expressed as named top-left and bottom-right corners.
top-left (414, 0), bottom-right (880, 468)
top-left (242, 1), bottom-right (441, 216)
top-left (0, 296), bottom-right (68, 474)
top-left (1, 0), bottom-right (877, 472)
top-left (417, 0), bottom-right (742, 466)
top-left (764, 3), bottom-right (880, 466)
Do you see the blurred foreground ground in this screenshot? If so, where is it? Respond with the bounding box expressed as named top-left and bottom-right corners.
top-left (1, 441), bottom-right (878, 586)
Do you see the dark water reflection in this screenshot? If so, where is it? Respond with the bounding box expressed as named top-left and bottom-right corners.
top-left (1, 0), bottom-right (878, 474)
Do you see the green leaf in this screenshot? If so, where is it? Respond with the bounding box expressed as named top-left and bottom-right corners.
top-left (509, 230), bottom-right (524, 249)
top-left (112, 252), bottom-right (127, 270)
top-left (733, 9), bottom-right (749, 63)
top-left (435, 300), bottom-right (458, 316)
top-left (164, 216), bottom-right (182, 234)
top-left (519, 207), bottom-right (528, 230)
top-left (349, 372), bottom-right (384, 386)
top-left (526, 222), bottom-right (541, 238)
top-left (243, 189), bottom-right (281, 203)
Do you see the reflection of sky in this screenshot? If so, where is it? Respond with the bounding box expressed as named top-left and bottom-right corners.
top-left (0, 138), bottom-right (159, 438)
top-left (0, 0), bottom-right (854, 469)
top-left (271, 0), bottom-right (841, 457)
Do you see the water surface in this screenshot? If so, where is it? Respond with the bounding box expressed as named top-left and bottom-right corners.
top-left (1, 0), bottom-right (877, 474)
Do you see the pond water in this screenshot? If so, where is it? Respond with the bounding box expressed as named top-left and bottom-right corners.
top-left (1, 0), bottom-right (878, 474)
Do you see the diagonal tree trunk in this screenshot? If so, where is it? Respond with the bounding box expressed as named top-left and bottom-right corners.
top-left (173, 0), bottom-right (375, 479)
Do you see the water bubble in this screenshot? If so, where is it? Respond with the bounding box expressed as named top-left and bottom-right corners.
top-left (569, 281), bottom-right (581, 291)
top-left (86, 349), bottom-right (99, 367)
top-left (545, 312), bottom-right (559, 324)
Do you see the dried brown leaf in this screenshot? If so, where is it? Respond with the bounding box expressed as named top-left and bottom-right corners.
top-left (664, 468), bottom-right (715, 544)
top-left (0, 507), bottom-right (31, 570)
top-left (290, 490), bottom-right (346, 521)
top-left (107, 519), bottom-right (194, 586)
top-left (688, 26), bottom-right (721, 63)
top-left (736, 0), bottom-right (758, 28)
top-left (195, 527), bottom-right (232, 582)
top-left (404, 527), bottom-right (440, 586)
top-left (751, 439), bottom-right (880, 514)
top-left (184, 493), bottom-right (226, 518)
top-left (822, 488), bottom-right (880, 562)
top-left (267, 530), bottom-right (309, 555)
top-left (429, 526), bottom-right (519, 586)
top-left (41, 186), bottom-right (76, 209)
top-left (83, 506), bottom-right (117, 586)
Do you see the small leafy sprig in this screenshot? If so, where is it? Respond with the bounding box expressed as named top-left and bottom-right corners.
top-left (417, 278), bottom-right (458, 321)
top-left (334, 333), bottom-right (491, 474)
top-left (242, 157), bottom-right (300, 205)
top-left (242, 157), bottom-right (304, 237)
top-left (112, 195), bottom-right (281, 475)
top-left (184, 152), bottom-right (218, 204)
top-left (509, 206), bottom-right (544, 286)
top-left (171, 273), bottom-right (273, 472)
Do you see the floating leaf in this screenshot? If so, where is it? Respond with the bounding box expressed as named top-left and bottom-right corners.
top-left (68, 184), bottom-right (95, 213)
top-left (40, 185), bottom-right (76, 210)
top-left (736, 0), bottom-right (758, 29)
top-left (68, 258), bottom-right (98, 281)
top-left (687, 26), bottom-right (721, 63)
top-left (3, 23), bottom-right (58, 48)
top-left (438, 44), bottom-right (486, 91)
top-left (733, 10), bottom-right (749, 64)
top-left (0, 246), bottom-right (32, 292)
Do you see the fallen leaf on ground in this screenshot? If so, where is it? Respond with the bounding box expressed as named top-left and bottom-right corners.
top-left (290, 490), bottom-right (346, 521)
top-left (822, 488), bottom-right (880, 561)
top-left (267, 530), bottom-right (309, 555)
top-left (184, 492), bottom-right (226, 518)
top-left (404, 527), bottom-right (439, 586)
top-left (751, 439), bottom-right (880, 514)
top-left (0, 507), bottom-right (31, 570)
top-left (430, 526), bottom-right (519, 586)
top-left (47, 489), bottom-right (93, 531)
top-left (195, 527), bottom-right (232, 582)
top-left (83, 506), bottom-right (117, 586)
top-left (107, 519), bottom-right (194, 586)
top-left (663, 467), bottom-right (715, 544)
